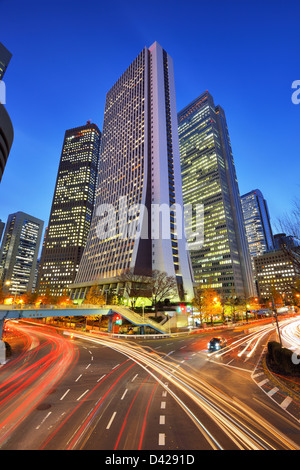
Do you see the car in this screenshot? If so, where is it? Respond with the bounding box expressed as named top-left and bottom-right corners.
top-left (208, 336), bottom-right (227, 352)
top-left (257, 309), bottom-right (273, 317)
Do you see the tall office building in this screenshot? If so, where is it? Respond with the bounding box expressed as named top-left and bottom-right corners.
top-left (71, 42), bottom-right (194, 302)
top-left (0, 42), bottom-right (13, 182)
top-left (178, 91), bottom-right (255, 298)
top-left (241, 189), bottom-right (274, 268)
top-left (0, 212), bottom-right (43, 295)
top-left (37, 122), bottom-right (101, 296)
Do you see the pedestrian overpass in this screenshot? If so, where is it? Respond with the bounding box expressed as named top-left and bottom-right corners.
top-left (0, 304), bottom-right (169, 339)
top-left (0, 304), bottom-right (169, 364)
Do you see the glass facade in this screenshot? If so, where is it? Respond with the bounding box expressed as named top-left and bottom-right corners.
top-left (241, 189), bottom-right (274, 271)
top-left (37, 123), bottom-right (101, 296)
top-left (178, 92), bottom-right (255, 297)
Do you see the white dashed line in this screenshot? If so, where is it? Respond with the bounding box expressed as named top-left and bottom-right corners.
top-left (60, 389), bottom-right (70, 400)
top-left (106, 411), bottom-right (117, 429)
top-left (77, 389), bottom-right (89, 401)
top-left (36, 411), bottom-right (52, 430)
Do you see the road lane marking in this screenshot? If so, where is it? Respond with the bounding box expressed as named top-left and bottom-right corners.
top-left (112, 364), bottom-right (120, 369)
top-left (258, 378), bottom-right (269, 387)
top-left (280, 396), bottom-right (292, 410)
top-left (75, 374), bottom-right (82, 382)
top-left (160, 401), bottom-right (166, 409)
top-left (159, 415), bottom-right (165, 425)
top-left (106, 411), bottom-right (117, 429)
top-left (97, 374), bottom-right (106, 382)
top-left (36, 412), bottom-right (52, 430)
top-left (162, 390), bottom-right (167, 397)
top-left (85, 363), bottom-right (91, 369)
top-left (60, 389), bottom-right (70, 400)
top-left (158, 433), bottom-right (165, 445)
top-left (267, 387), bottom-right (279, 397)
top-left (77, 389), bottom-right (89, 401)
top-left (121, 389), bottom-right (128, 400)
top-left (132, 374), bottom-right (138, 382)
top-left (253, 372), bottom-right (264, 378)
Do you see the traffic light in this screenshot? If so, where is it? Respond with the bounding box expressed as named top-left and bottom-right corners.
top-left (115, 315), bottom-right (122, 325)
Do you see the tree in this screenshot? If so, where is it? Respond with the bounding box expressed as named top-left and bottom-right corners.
top-left (84, 284), bottom-right (106, 305)
top-left (118, 269), bottom-right (152, 310)
top-left (277, 197), bottom-right (300, 274)
top-left (150, 270), bottom-right (177, 318)
top-left (192, 285), bottom-right (205, 326)
top-left (202, 287), bottom-right (222, 325)
top-left (20, 291), bottom-right (38, 305)
top-left (225, 290), bottom-right (240, 322)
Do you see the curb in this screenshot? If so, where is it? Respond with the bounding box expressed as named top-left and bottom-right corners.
top-left (252, 348), bottom-right (300, 422)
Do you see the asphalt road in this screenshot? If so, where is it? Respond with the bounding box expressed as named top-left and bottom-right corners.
top-left (0, 319), bottom-right (299, 450)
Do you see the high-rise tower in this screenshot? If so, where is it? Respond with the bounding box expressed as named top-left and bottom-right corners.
top-left (71, 42), bottom-right (194, 302)
top-left (178, 92), bottom-right (255, 298)
top-left (37, 122), bottom-right (101, 296)
top-left (0, 212), bottom-right (43, 295)
top-left (241, 189), bottom-right (274, 269)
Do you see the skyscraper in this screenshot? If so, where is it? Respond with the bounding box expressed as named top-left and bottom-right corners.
top-left (71, 42), bottom-right (194, 302)
top-left (241, 189), bottom-right (274, 268)
top-left (0, 42), bottom-right (13, 182)
top-left (178, 91), bottom-right (255, 298)
top-left (37, 122), bottom-right (101, 296)
top-left (0, 212), bottom-right (43, 295)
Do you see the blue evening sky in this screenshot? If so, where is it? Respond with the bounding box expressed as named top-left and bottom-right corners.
top-left (0, 0), bottom-right (299, 236)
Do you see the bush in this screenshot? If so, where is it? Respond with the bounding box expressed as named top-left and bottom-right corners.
top-left (267, 341), bottom-right (300, 376)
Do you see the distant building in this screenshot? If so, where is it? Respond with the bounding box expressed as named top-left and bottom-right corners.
top-left (0, 212), bottom-right (44, 295)
top-left (0, 42), bottom-right (13, 183)
top-left (273, 232), bottom-right (299, 250)
top-left (37, 122), bottom-right (101, 296)
top-left (0, 219), bottom-right (4, 243)
top-left (241, 189), bottom-right (274, 269)
top-left (178, 91), bottom-right (255, 297)
top-left (254, 248), bottom-right (299, 301)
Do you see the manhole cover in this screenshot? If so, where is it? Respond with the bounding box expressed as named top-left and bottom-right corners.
top-left (36, 403), bottom-right (51, 410)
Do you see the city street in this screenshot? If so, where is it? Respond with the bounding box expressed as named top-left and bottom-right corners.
top-left (0, 319), bottom-right (299, 450)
